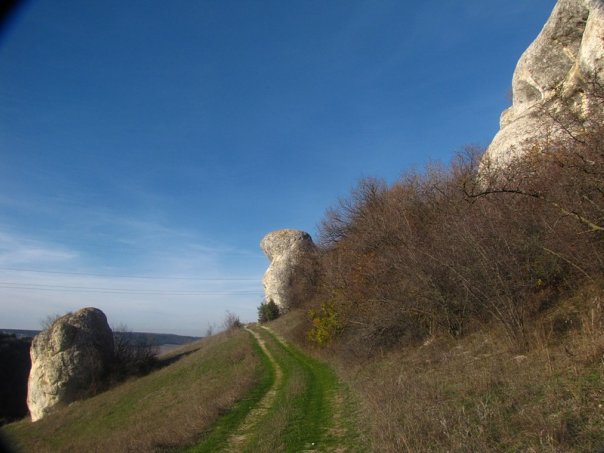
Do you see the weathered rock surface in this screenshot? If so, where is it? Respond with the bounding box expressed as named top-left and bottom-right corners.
top-left (485, 0), bottom-right (604, 166)
top-left (27, 307), bottom-right (114, 421)
top-left (261, 229), bottom-right (317, 311)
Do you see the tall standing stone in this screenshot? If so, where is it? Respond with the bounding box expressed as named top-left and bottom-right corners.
top-left (261, 229), bottom-right (317, 311)
top-left (27, 307), bottom-right (115, 421)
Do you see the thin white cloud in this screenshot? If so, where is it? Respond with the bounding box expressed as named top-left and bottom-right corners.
top-left (0, 231), bottom-right (78, 265)
top-left (0, 181), bottom-right (266, 335)
top-left (0, 225), bottom-right (264, 336)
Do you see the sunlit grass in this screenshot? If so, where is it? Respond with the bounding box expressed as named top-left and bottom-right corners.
top-left (271, 307), bottom-right (604, 452)
top-left (4, 329), bottom-right (261, 452)
top-left (186, 336), bottom-right (275, 453)
top-left (242, 327), bottom-right (366, 452)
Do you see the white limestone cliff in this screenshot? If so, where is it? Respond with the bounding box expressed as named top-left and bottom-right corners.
top-left (261, 229), bottom-right (317, 311)
top-left (485, 0), bottom-right (604, 166)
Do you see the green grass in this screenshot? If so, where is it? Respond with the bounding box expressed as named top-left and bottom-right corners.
top-left (185, 325), bottom-right (366, 453)
top-left (186, 337), bottom-right (275, 453)
top-left (246, 328), bottom-right (329, 451)
top-left (241, 327), bottom-right (365, 452)
top-left (2, 323), bottom-right (367, 452)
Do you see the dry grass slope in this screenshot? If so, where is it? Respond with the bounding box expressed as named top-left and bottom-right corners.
top-left (271, 297), bottom-right (604, 452)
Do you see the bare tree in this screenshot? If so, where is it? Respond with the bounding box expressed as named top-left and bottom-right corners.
top-left (222, 311), bottom-right (242, 331)
top-left (111, 324), bottom-right (158, 379)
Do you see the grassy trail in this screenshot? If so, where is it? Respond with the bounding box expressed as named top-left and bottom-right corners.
top-left (188, 325), bottom-right (365, 452)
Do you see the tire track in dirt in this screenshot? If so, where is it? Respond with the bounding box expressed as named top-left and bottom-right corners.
top-left (260, 326), bottom-right (357, 452)
top-left (212, 325), bottom-right (364, 452)
top-left (222, 326), bottom-right (283, 452)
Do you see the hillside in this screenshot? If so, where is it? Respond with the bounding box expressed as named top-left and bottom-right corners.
top-left (270, 307), bottom-right (604, 451)
top-left (4, 307), bottom-right (604, 451)
top-left (3, 330), bottom-right (261, 452)
top-left (2, 325), bottom-right (367, 452)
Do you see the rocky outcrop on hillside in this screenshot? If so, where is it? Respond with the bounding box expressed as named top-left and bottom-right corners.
top-left (261, 229), bottom-right (317, 311)
top-left (485, 0), bottom-right (604, 166)
top-left (27, 307), bottom-right (115, 421)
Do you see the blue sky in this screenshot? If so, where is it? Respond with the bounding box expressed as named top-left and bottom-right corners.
top-left (0, 0), bottom-right (555, 336)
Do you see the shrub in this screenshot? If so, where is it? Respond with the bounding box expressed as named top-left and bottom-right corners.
top-left (40, 313), bottom-right (61, 330)
top-left (111, 325), bottom-right (159, 380)
top-left (223, 311), bottom-right (243, 331)
top-left (204, 323), bottom-right (216, 337)
top-left (257, 300), bottom-right (280, 323)
top-left (307, 303), bottom-right (341, 347)
top-left (309, 99), bottom-right (604, 351)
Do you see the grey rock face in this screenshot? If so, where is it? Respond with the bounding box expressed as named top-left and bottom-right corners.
top-left (261, 229), bottom-right (317, 311)
top-left (27, 307), bottom-right (115, 421)
top-left (485, 0), bottom-right (604, 166)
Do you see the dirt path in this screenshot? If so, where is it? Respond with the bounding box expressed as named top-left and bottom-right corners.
top-left (222, 326), bottom-right (283, 452)
top-left (189, 325), bottom-right (365, 452)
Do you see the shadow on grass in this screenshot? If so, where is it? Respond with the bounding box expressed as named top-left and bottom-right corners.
top-left (157, 348), bottom-right (200, 368)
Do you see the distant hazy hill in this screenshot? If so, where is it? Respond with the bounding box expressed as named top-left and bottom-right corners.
top-left (0, 329), bottom-right (38, 339)
top-left (112, 331), bottom-right (201, 346)
top-left (0, 329), bottom-right (200, 346)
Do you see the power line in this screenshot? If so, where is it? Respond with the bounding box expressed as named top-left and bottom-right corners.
top-left (0, 280), bottom-right (261, 292)
top-left (0, 267), bottom-right (260, 281)
top-left (0, 283), bottom-right (263, 296)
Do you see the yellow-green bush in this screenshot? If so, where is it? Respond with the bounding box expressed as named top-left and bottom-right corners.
top-left (307, 303), bottom-right (341, 346)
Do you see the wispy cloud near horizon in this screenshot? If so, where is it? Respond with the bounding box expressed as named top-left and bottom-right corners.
top-left (0, 222), bottom-right (266, 336)
top-left (0, 230), bottom-right (78, 266)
